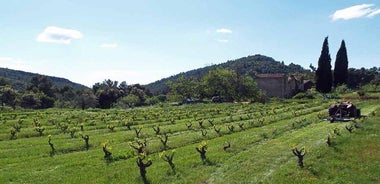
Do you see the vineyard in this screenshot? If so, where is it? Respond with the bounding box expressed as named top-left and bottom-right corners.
top-left (0, 98), bottom-right (379, 183)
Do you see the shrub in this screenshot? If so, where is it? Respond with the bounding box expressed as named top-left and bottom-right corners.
top-left (159, 150), bottom-right (176, 173)
top-left (136, 152), bottom-right (152, 183)
top-left (48, 135), bottom-right (55, 155)
top-left (102, 141), bottom-right (112, 161)
top-left (129, 138), bottom-right (147, 154)
top-left (334, 84), bottom-right (351, 94)
top-left (158, 133), bottom-right (169, 150)
top-left (291, 146), bottom-right (306, 168)
top-left (195, 141), bottom-right (208, 164)
top-left (292, 92), bottom-right (314, 99)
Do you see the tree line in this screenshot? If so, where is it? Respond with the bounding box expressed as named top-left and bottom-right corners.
top-left (0, 76), bottom-right (161, 110)
top-left (1, 37), bottom-right (379, 110)
top-left (166, 68), bottom-right (264, 102)
top-left (315, 37), bottom-right (379, 93)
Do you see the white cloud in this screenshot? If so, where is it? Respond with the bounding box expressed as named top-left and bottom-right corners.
top-left (99, 43), bottom-right (118, 48)
top-left (36, 26), bottom-right (83, 44)
top-left (216, 39), bottom-right (229, 43)
top-left (367, 8), bottom-right (380, 18)
top-left (0, 57), bottom-right (13, 62)
top-left (331, 4), bottom-right (380, 21)
top-left (216, 28), bottom-right (232, 34)
top-left (0, 57), bottom-right (32, 71)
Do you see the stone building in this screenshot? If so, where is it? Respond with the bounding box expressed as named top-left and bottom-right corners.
top-left (255, 73), bottom-right (309, 98)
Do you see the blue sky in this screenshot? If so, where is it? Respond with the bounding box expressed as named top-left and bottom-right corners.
top-left (1, 0), bottom-right (379, 87)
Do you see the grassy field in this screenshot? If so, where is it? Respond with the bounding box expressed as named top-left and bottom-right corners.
top-left (0, 98), bottom-right (379, 184)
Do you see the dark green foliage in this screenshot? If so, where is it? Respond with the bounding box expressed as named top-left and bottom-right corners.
top-left (0, 67), bottom-right (87, 91)
top-left (93, 80), bottom-right (121, 108)
top-left (93, 80), bottom-right (152, 109)
top-left (146, 54), bottom-right (309, 95)
top-left (19, 92), bottom-right (41, 109)
top-left (201, 68), bottom-right (261, 102)
top-left (334, 40), bottom-right (349, 87)
top-left (347, 67), bottom-right (379, 89)
top-left (166, 75), bottom-right (200, 99)
top-left (75, 89), bottom-right (97, 110)
top-left (201, 68), bottom-right (237, 100)
top-left (316, 37), bottom-right (333, 93)
top-left (28, 75), bottom-right (55, 97)
top-left (0, 86), bottom-right (17, 109)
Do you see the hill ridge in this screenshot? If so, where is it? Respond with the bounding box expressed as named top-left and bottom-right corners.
top-left (0, 67), bottom-right (88, 90)
top-left (145, 54), bottom-right (308, 94)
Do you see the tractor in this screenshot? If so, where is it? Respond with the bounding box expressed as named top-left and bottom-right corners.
top-left (328, 102), bottom-right (361, 122)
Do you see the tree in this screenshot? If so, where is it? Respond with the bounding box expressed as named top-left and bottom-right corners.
top-left (0, 86), bottom-right (17, 109)
top-left (20, 92), bottom-right (41, 109)
top-left (92, 79), bottom-right (122, 108)
top-left (28, 75), bottom-right (55, 97)
top-left (202, 68), bottom-right (237, 101)
top-left (167, 75), bottom-right (200, 99)
top-left (347, 67), bottom-right (378, 88)
top-left (234, 74), bottom-right (261, 101)
top-left (116, 94), bottom-right (140, 108)
top-left (334, 40), bottom-right (349, 87)
top-left (75, 89), bottom-right (97, 110)
top-left (128, 84), bottom-right (150, 105)
top-left (0, 78), bottom-right (9, 86)
top-left (39, 93), bottom-right (55, 108)
top-left (201, 68), bottom-right (261, 102)
top-left (315, 37), bottom-right (333, 93)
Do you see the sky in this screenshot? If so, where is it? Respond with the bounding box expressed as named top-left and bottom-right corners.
top-left (1, 0), bottom-right (379, 87)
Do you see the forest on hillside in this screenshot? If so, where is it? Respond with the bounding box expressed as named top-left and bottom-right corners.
top-left (1, 53), bottom-right (379, 110)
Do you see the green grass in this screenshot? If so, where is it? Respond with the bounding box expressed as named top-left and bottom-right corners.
top-left (268, 108), bottom-right (380, 184)
top-left (0, 99), bottom-right (379, 183)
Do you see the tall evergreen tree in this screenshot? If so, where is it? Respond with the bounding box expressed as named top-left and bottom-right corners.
top-left (333, 40), bottom-right (348, 87)
top-left (315, 37), bottom-right (332, 93)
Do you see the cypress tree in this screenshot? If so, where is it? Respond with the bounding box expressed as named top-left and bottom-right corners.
top-left (333, 40), bottom-right (348, 87)
top-left (315, 37), bottom-right (332, 93)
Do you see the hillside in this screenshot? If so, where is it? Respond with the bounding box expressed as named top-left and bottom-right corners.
top-left (0, 67), bottom-right (88, 90)
top-left (145, 54), bottom-right (309, 95)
